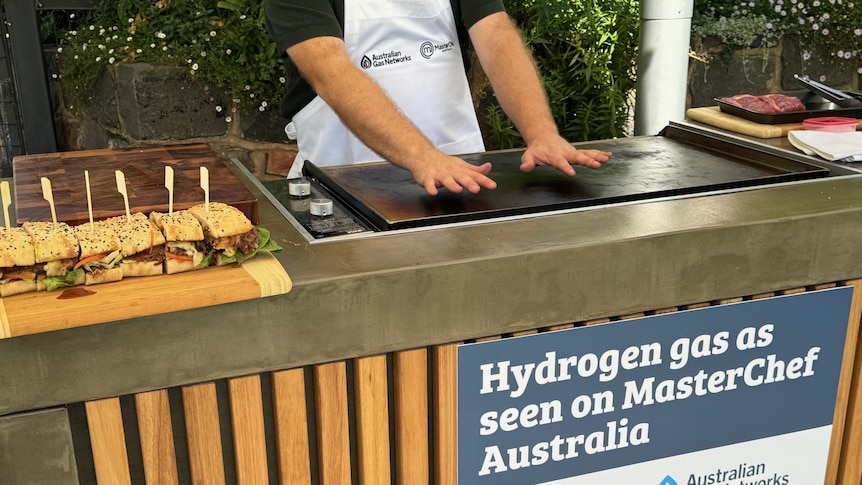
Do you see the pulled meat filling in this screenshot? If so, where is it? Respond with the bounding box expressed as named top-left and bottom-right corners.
top-left (126, 244), bottom-right (166, 263)
top-left (212, 228), bottom-right (258, 256)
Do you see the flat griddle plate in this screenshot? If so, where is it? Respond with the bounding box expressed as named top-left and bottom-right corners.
top-left (304, 130), bottom-right (828, 231)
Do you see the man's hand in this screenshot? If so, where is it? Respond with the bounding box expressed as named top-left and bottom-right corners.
top-left (520, 133), bottom-right (612, 176)
top-left (405, 153), bottom-right (497, 196)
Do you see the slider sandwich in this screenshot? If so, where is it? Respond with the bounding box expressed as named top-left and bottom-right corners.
top-left (0, 227), bottom-right (40, 296)
top-left (149, 209), bottom-right (207, 274)
top-left (99, 213), bottom-right (167, 277)
top-left (21, 221), bottom-right (84, 291)
top-left (72, 221), bottom-right (123, 285)
top-left (188, 202), bottom-right (280, 266)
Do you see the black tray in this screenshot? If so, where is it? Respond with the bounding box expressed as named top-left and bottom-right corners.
top-left (716, 97), bottom-right (862, 124)
top-left (303, 125), bottom-right (830, 231)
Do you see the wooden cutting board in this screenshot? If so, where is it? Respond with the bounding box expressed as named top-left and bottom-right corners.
top-left (0, 252), bottom-right (291, 339)
top-left (685, 106), bottom-right (805, 138)
top-left (12, 144), bottom-right (258, 226)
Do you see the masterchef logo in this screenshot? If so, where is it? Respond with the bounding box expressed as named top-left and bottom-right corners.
top-left (420, 40), bottom-right (455, 59)
top-left (360, 50), bottom-right (412, 69)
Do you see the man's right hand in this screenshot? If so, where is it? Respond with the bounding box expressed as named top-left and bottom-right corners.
top-left (406, 153), bottom-right (497, 196)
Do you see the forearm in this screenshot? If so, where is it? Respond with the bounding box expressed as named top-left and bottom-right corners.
top-left (470, 12), bottom-right (558, 143)
top-left (287, 37), bottom-right (437, 172)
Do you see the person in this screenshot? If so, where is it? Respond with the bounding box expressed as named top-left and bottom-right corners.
top-left (263, 0), bottom-right (611, 196)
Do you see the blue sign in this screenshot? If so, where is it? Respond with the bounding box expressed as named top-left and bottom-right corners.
top-left (457, 287), bottom-right (852, 484)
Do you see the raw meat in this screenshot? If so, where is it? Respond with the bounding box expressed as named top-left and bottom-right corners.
top-left (719, 93), bottom-right (806, 113)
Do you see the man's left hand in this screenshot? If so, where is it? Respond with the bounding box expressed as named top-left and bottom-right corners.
top-left (520, 134), bottom-right (612, 176)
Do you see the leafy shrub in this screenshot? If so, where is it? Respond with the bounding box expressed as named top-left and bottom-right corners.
top-left (693, 0), bottom-right (862, 73)
top-left (484, 0), bottom-right (639, 150)
top-left (59, 0), bottom-right (284, 114)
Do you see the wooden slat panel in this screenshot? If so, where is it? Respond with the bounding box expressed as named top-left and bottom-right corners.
top-left (432, 344), bottom-right (458, 485)
top-left (271, 369), bottom-right (312, 485)
top-left (85, 397), bottom-right (132, 485)
top-left (228, 375), bottom-right (269, 485)
top-left (829, 280), bottom-right (862, 485)
top-left (354, 355), bottom-right (391, 485)
top-left (313, 362), bottom-right (351, 485)
top-left (394, 348), bottom-right (429, 485)
top-left (135, 389), bottom-right (179, 485)
top-left (182, 383), bottom-right (227, 485)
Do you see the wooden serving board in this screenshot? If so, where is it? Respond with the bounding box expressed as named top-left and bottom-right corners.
top-left (686, 106), bottom-right (804, 138)
top-left (12, 144), bottom-right (258, 226)
top-left (686, 106), bottom-right (862, 138)
top-left (0, 252), bottom-right (291, 339)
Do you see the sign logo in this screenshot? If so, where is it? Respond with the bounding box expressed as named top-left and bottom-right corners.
top-left (420, 41), bottom-right (435, 59)
top-left (659, 476), bottom-right (678, 485)
top-left (360, 55), bottom-right (372, 69)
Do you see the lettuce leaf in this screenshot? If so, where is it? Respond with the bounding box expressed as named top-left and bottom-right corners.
top-left (44, 269), bottom-right (84, 291)
top-left (218, 227), bottom-right (283, 265)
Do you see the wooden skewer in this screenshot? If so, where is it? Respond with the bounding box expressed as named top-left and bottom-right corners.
top-left (165, 166), bottom-right (174, 215)
top-left (85, 170), bottom-right (94, 232)
top-left (40, 177), bottom-right (58, 225)
top-left (115, 170), bottom-right (131, 222)
top-left (200, 166), bottom-right (210, 212)
top-left (1, 181), bottom-right (11, 230)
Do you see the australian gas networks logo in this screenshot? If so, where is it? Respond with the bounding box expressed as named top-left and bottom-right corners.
top-left (419, 40), bottom-right (455, 59)
top-left (360, 50), bottom-right (412, 69)
top-left (661, 462), bottom-right (791, 485)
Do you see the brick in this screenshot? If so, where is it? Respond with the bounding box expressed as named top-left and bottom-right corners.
top-left (266, 150), bottom-right (296, 177)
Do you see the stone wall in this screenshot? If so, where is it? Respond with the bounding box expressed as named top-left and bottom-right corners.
top-left (53, 62), bottom-right (297, 181)
top-left (52, 37), bottom-right (861, 184)
top-left (688, 35), bottom-right (860, 108)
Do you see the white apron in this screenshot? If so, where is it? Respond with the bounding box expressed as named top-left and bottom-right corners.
top-left (286, 0), bottom-right (485, 178)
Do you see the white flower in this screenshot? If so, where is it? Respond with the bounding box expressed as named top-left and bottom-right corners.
top-left (128, 18), bottom-right (134, 23)
top-left (74, 55), bottom-right (79, 59)
top-left (162, 46), bottom-right (168, 51)
top-left (210, 31), bottom-right (217, 37)
top-left (95, 56), bottom-right (101, 61)
top-left (225, 116), bottom-right (232, 123)
top-left (57, 47), bottom-right (63, 53)
top-left (108, 48), bottom-right (114, 54)
top-left (109, 57), bottom-right (115, 64)
top-left (216, 106), bottom-right (223, 112)
top-left (192, 63), bottom-right (199, 70)
top-left (136, 49), bottom-right (142, 53)
top-left (156, 32), bottom-right (166, 39)
top-left (71, 13), bottom-right (76, 18)
top-left (127, 37), bottom-right (132, 42)
top-left (279, 77), bottom-right (286, 83)
top-left (150, 43), bottom-right (155, 48)
top-left (261, 101), bottom-right (268, 107)
top-left (52, 73), bottom-right (58, 79)
top-left (259, 106), bottom-right (265, 112)
top-left (89, 25), bottom-right (95, 30)
top-left (226, 49), bottom-right (232, 55)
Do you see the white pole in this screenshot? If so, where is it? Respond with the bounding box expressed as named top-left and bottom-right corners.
top-left (634, 0), bottom-right (694, 135)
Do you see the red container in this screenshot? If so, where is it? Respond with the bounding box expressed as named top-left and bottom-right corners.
top-left (802, 117), bottom-right (858, 132)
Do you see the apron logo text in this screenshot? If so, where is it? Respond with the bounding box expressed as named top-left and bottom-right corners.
top-left (360, 50), bottom-right (412, 69)
top-left (420, 40), bottom-right (456, 59)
